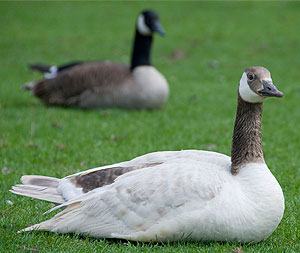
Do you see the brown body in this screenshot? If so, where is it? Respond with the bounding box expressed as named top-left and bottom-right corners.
top-left (32, 62), bottom-right (132, 108)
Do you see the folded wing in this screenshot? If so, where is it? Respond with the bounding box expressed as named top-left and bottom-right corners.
top-left (22, 157), bottom-right (230, 242)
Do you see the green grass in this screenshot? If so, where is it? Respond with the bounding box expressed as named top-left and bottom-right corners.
top-left (1, 1), bottom-right (300, 252)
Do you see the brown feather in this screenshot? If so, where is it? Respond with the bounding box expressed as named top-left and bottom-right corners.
top-left (70, 163), bottom-right (161, 193)
top-left (231, 93), bottom-right (264, 174)
top-left (32, 61), bottom-right (132, 107)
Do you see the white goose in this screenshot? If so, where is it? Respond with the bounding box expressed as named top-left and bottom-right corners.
top-left (23, 10), bottom-right (168, 109)
top-left (11, 66), bottom-right (284, 243)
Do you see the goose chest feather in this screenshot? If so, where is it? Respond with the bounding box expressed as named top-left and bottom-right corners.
top-left (12, 67), bottom-right (284, 243)
top-left (23, 10), bottom-right (169, 109)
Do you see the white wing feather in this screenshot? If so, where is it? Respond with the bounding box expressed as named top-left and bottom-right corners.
top-left (64, 150), bottom-right (228, 178)
top-left (58, 150), bottom-right (230, 201)
top-left (28, 155), bottom-right (231, 241)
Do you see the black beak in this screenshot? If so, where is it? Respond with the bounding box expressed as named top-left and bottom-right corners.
top-left (258, 80), bottom-right (283, 98)
top-left (150, 21), bottom-right (166, 36)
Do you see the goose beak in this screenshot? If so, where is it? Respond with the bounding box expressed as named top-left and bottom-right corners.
top-left (258, 80), bottom-right (283, 98)
top-left (151, 21), bottom-right (166, 36)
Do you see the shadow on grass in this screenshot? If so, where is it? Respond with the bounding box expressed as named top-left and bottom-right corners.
top-left (32, 230), bottom-right (264, 249)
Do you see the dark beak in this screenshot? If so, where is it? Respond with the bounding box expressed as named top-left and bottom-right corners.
top-left (151, 21), bottom-right (166, 36)
top-left (258, 80), bottom-right (283, 98)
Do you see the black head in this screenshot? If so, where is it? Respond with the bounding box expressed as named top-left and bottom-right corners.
top-left (137, 9), bottom-right (165, 36)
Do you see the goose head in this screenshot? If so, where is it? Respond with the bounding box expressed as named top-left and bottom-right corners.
top-left (137, 10), bottom-right (165, 36)
top-left (239, 66), bottom-right (283, 103)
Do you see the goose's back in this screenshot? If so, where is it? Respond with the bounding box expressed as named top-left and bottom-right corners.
top-left (32, 61), bottom-right (132, 108)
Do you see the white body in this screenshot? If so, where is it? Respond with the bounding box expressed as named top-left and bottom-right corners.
top-left (78, 66), bottom-right (169, 109)
top-left (22, 150), bottom-right (284, 243)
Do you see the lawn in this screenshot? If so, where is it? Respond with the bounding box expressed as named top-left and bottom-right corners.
top-left (1, 1), bottom-right (300, 252)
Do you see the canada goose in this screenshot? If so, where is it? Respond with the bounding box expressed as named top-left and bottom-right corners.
top-left (11, 67), bottom-right (284, 243)
top-left (23, 10), bottom-right (169, 109)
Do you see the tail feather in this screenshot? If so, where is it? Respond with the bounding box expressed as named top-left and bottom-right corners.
top-left (29, 63), bottom-right (58, 79)
top-left (24, 61), bottom-right (83, 91)
top-left (10, 185), bottom-right (64, 204)
top-left (18, 224), bottom-right (42, 233)
top-left (11, 175), bottom-right (64, 204)
top-left (18, 201), bottom-right (82, 233)
top-left (29, 63), bottom-right (51, 73)
top-left (29, 61), bottom-right (82, 75)
top-left (18, 220), bottom-right (52, 233)
top-left (21, 175), bottom-right (59, 188)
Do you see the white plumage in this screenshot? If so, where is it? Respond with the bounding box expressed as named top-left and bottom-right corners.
top-left (12, 150), bottom-right (284, 243)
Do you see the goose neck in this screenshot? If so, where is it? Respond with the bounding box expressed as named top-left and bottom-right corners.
top-left (130, 30), bottom-right (153, 71)
top-left (231, 93), bottom-right (265, 175)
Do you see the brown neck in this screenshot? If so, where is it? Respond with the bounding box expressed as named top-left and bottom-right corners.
top-left (231, 93), bottom-right (265, 175)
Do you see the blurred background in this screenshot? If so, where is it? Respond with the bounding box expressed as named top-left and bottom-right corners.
top-left (0, 1), bottom-right (299, 252)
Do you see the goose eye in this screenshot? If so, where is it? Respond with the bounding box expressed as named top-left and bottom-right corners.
top-left (248, 73), bottom-right (255, 81)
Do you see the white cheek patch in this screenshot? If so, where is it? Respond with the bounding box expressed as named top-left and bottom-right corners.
top-left (239, 72), bottom-right (265, 103)
top-left (137, 14), bottom-right (151, 36)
